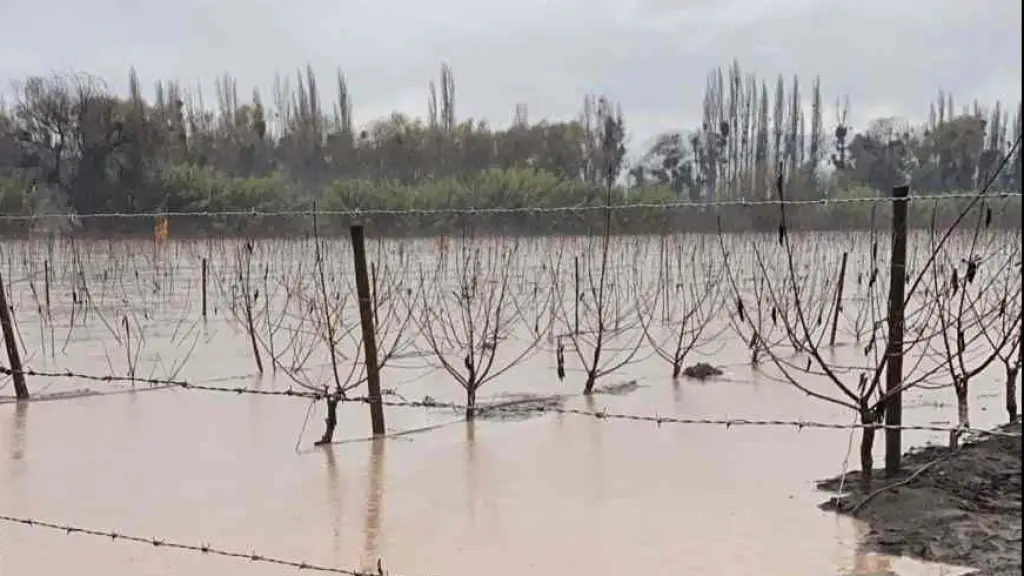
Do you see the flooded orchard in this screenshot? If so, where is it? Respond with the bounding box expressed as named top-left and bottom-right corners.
top-left (1, 228), bottom-right (1020, 576)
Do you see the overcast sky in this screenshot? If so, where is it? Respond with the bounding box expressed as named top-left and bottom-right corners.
top-left (0, 0), bottom-right (1020, 149)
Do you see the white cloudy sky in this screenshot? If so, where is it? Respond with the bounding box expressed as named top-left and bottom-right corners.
top-left (0, 0), bottom-right (1020, 149)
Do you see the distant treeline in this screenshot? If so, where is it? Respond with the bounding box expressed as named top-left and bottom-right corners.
top-left (0, 59), bottom-right (1020, 238)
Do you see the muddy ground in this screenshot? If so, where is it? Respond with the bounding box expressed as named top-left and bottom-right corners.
top-left (818, 421), bottom-right (1022, 576)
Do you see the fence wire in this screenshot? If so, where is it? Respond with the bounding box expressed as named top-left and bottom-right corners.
top-left (4, 364), bottom-right (1019, 438)
top-left (0, 513), bottom-right (396, 576)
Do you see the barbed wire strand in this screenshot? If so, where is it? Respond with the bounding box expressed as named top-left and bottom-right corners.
top-left (0, 514), bottom-right (393, 576)
top-left (0, 365), bottom-right (325, 399)
top-left (3, 364), bottom-right (1019, 437)
top-left (0, 192), bottom-right (1021, 222)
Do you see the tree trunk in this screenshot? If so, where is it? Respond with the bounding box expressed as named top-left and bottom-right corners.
top-left (672, 361), bottom-right (682, 380)
top-left (315, 394), bottom-right (340, 446)
top-left (245, 301), bottom-right (264, 374)
top-left (583, 326), bottom-right (603, 395)
top-left (859, 409), bottom-right (877, 491)
top-left (465, 386), bottom-right (478, 421)
top-left (950, 382), bottom-right (970, 449)
top-left (1006, 366), bottom-right (1019, 423)
top-left (583, 370), bottom-right (597, 395)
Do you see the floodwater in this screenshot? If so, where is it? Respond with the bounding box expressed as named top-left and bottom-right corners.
top-left (0, 233), bottom-right (1018, 576)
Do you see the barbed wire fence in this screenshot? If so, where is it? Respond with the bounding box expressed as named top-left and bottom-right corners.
top-left (0, 190), bottom-right (1021, 222)
top-left (1, 189), bottom-right (1022, 574)
top-left (2, 364), bottom-right (1021, 438)
top-left (0, 513), bottom-right (398, 576)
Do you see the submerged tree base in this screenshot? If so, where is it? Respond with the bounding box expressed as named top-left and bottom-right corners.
top-left (817, 421), bottom-right (1022, 576)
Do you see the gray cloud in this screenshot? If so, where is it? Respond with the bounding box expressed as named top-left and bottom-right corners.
top-left (1, 0), bottom-right (1019, 147)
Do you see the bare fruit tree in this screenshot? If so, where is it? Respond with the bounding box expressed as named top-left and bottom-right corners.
top-left (720, 179), bottom-right (955, 489)
top-left (418, 233), bottom-right (547, 419)
top-left (552, 233), bottom-right (650, 394)
top-left (982, 261), bottom-right (1022, 424)
top-left (638, 234), bottom-right (725, 379)
top-left (228, 239), bottom-right (264, 373)
top-left (288, 220), bottom-right (418, 445)
top-left (551, 94), bottom-right (649, 395)
top-left (928, 204), bottom-right (1022, 447)
top-left (968, 209), bottom-right (1023, 424)
top-left (717, 233), bottom-right (792, 366)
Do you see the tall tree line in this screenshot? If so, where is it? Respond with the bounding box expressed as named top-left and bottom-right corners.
top-left (633, 61), bottom-right (1022, 202)
top-left (0, 60), bottom-right (1020, 219)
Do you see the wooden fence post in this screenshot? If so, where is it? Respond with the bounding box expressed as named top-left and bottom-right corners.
top-left (350, 225), bottom-right (386, 435)
top-left (201, 258), bottom-right (208, 319)
top-left (885, 184), bottom-right (909, 476)
top-left (0, 268), bottom-right (29, 399)
top-left (44, 259), bottom-right (51, 317)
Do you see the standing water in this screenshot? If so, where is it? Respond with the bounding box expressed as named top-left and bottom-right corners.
top-left (0, 234), bottom-right (1014, 575)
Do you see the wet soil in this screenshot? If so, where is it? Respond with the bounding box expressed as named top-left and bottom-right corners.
top-left (818, 422), bottom-right (1023, 576)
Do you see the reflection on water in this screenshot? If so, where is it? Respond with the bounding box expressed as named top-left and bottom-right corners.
top-left (583, 394), bottom-right (605, 510)
top-left (10, 401), bottom-right (27, 463)
top-left (5, 401), bottom-right (28, 504)
top-left (361, 438), bottom-right (385, 571)
top-left (323, 446), bottom-right (344, 565)
top-left (464, 420), bottom-right (478, 523)
top-left (0, 359), bottom-right (997, 576)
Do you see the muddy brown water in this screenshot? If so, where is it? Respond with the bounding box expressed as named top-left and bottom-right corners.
top-left (0, 234), bottom-right (1018, 575)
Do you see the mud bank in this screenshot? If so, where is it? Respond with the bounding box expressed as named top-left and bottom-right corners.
top-left (818, 422), bottom-right (1022, 576)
